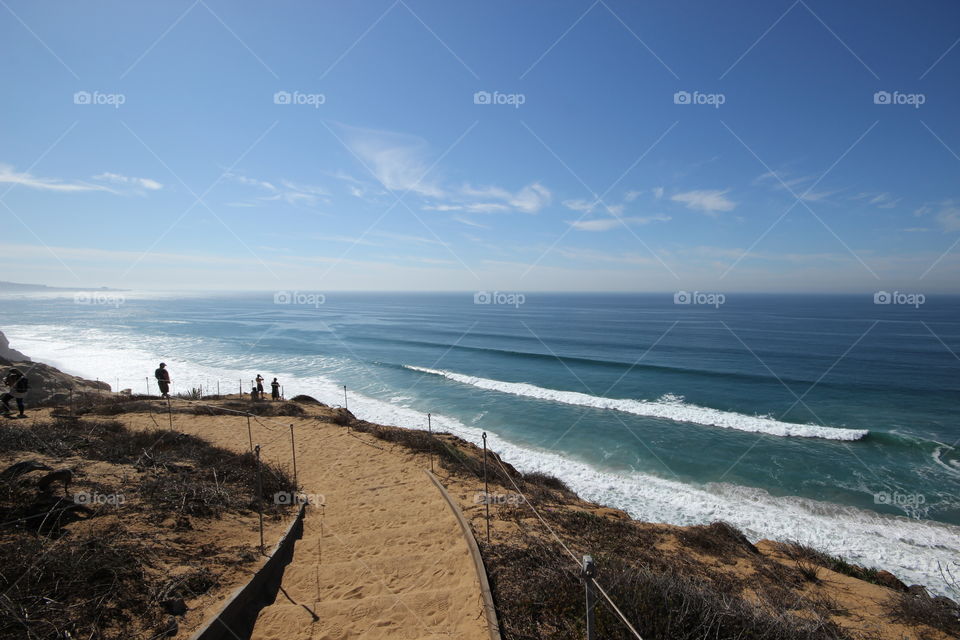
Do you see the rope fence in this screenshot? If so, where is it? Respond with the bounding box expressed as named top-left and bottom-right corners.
top-left (41, 377), bottom-right (646, 639)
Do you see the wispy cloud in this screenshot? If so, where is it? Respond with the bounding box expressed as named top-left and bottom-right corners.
top-left (0, 164), bottom-right (109, 193)
top-left (555, 247), bottom-right (660, 265)
top-left (568, 214), bottom-right (670, 231)
top-left (93, 172), bottom-right (163, 193)
top-left (225, 172), bottom-right (328, 207)
top-left (913, 201), bottom-right (960, 232)
top-left (670, 189), bottom-right (735, 214)
top-left (452, 214), bottom-right (490, 229)
top-left (561, 198), bottom-right (629, 216)
top-left (754, 170), bottom-right (844, 203)
top-left (754, 170), bottom-right (815, 191)
top-left (341, 125), bottom-right (551, 214)
top-left (452, 182), bottom-right (552, 214)
top-left (312, 234), bottom-right (381, 246)
top-left (371, 230), bottom-right (445, 246)
top-left (342, 126), bottom-right (445, 198)
top-left (851, 192), bottom-right (901, 209)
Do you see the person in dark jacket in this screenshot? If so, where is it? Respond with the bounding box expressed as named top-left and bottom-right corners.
top-left (1, 368), bottom-right (28, 417)
top-left (155, 363), bottom-right (171, 398)
top-left (271, 378), bottom-right (281, 401)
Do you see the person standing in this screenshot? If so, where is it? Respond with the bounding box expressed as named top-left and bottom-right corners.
top-left (155, 363), bottom-right (171, 398)
top-left (271, 377), bottom-right (280, 401)
top-left (255, 374), bottom-right (265, 396)
top-left (1, 368), bottom-right (28, 417)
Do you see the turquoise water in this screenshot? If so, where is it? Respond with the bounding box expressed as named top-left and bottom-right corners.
top-left (2, 291), bottom-right (959, 593)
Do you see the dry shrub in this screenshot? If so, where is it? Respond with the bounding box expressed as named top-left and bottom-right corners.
top-left (677, 521), bottom-right (759, 557)
top-left (482, 539), bottom-right (852, 640)
top-left (0, 529), bottom-right (155, 639)
top-left (888, 589), bottom-right (960, 636)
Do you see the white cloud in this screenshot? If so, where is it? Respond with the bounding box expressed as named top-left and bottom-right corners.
top-left (456, 182), bottom-right (551, 214)
top-left (93, 172), bottom-right (163, 192)
top-left (562, 199), bottom-right (597, 213)
top-left (509, 182), bottom-right (551, 213)
top-left (555, 247), bottom-right (659, 265)
top-left (568, 214), bottom-right (670, 231)
top-left (913, 200), bottom-right (960, 232)
top-left (342, 127), bottom-right (444, 198)
top-left (0, 164), bottom-right (109, 193)
top-left (652, 187), bottom-right (664, 199)
top-left (561, 198), bottom-right (624, 215)
top-left (670, 189), bottom-right (735, 214)
top-left (371, 230), bottom-right (445, 246)
top-left (452, 215), bottom-right (489, 229)
top-left (799, 189), bottom-right (840, 202)
top-left (754, 170), bottom-right (815, 191)
top-left (624, 190), bottom-right (642, 202)
top-left (340, 126), bottom-right (551, 214)
top-left (312, 234), bottom-right (381, 246)
top-left (851, 192), bottom-right (901, 209)
top-left (938, 206), bottom-right (960, 232)
top-left (226, 172), bottom-right (328, 207)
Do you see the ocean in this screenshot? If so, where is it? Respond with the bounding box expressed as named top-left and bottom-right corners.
top-left (2, 291), bottom-right (958, 595)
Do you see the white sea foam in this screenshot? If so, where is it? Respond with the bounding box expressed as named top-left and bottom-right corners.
top-left (404, 365), bottom-right (869, 441)
top-left (6, 325), bottom-right (957, 596)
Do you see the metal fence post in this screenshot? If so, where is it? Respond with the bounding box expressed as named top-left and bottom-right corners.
top-left (428, 413), bottom-right (434, 473)
top-left (482, 432), bottom-right (490, 544)
top-left (290, 424), bottom-right (298, 490)
top-left (583, 555), bottom-right (596, 640)
top-left (255, 445), bottom-right (264, 554)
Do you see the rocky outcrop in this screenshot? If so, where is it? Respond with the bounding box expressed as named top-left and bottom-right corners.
top-left (0, 330), bottom-right (29, 362)
top-left (0, 330), bottom-right (109, 406)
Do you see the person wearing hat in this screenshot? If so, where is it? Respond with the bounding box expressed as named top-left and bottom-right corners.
top-left (1, 368), bottom-right (28, 417)
top-left (154, 363), bottom-right (171, 398)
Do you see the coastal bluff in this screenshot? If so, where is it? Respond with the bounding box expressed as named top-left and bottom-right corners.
top-left (0, 329), bottom-right (110, 404)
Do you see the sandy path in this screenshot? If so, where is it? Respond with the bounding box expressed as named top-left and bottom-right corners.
top-left (126, 408), bottom-right (489, 640)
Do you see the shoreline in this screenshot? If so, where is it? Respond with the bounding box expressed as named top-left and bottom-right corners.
top-left (4, 325), bottom-right (960, 597)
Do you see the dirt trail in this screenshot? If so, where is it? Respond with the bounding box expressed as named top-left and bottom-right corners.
top-left (124, 409), bottom-right (489, 640)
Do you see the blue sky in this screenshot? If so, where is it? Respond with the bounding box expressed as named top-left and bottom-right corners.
top-left (2, 0), bottom-right (960, 292)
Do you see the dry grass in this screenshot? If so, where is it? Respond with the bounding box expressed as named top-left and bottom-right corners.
top-left (888, 589), bottom-right (960, 637)
top-left (481, 538), bottom-right (852, 640)
top-left (774, 541), bottom-right (886, 586)
top-left (0, 415), bottom-right (295, 639)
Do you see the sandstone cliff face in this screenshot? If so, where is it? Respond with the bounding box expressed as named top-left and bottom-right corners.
top-left (0, 330), bottom-right (109, 406)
